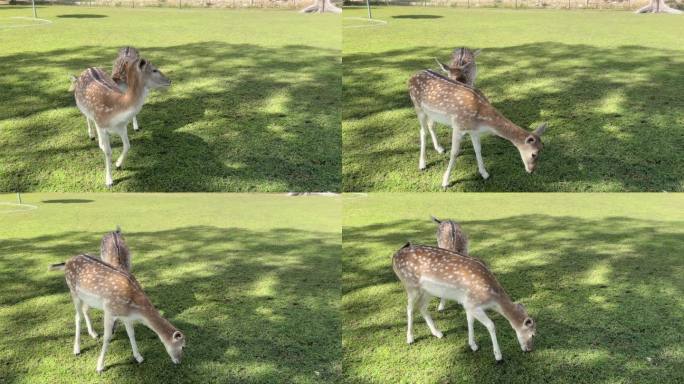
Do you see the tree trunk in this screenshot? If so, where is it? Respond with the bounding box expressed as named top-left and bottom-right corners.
top-left (300, 0), bottom-right (342, 13)
top-left (635, 0), bottom-right (683, 13)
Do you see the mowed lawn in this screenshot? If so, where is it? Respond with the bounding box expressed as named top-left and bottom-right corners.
top-left (343, 7), bottom-right (684, 191)
top-left (0, 193), bottom-right (341, 383)
top-left (342, 193), bottom-right (684, 383)
top-left (0, 6), bottom-right (340, 192)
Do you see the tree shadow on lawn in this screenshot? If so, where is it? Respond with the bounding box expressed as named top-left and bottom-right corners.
top-left (0, 226), bottom-right (341, 383)
top-left (342, 215), bottom-right (684, 382)
top-left (343, 43), bottom-right (684, 191)
top-left (0, 41), bottom-right (340, 192)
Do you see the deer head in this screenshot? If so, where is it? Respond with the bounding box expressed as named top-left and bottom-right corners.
top-left (125, 58), bottom-right (171, 90)
top-left (512, 303), bottom-right (536, 352)
top-left (516, 123), bottom-right (547, 173)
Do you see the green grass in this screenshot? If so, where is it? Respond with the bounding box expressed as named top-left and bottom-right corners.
top-left (0, 193), bottom-right (341, 383)
top-left (0, 6), bottom-right (340, 192)
top-left (342, 193), bottom-right (684, 383)
top-left (343, 7), bottom-right (684, 191)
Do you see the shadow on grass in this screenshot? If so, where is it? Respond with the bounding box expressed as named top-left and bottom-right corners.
top-left (343, 215), bottom-right (684, 382)
top-left (41, 199), bottom-right (94, 204)
top-left (343, 43), bottom-right (684, 191)
top-left (0, 41), bottom-right (341, 192)
top-left (56, 14), bottom-right (108, 19)
top-left (0, 226), bottom-right (341, 383)
top-left (391, 15), bottom-right (444, 19)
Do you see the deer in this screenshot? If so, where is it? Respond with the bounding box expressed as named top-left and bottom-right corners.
top-left (111, 46), bottom-right (142, 133)
top-left (71, 56), bottom-right (170, 187)
top-left (434, 47), bottom-right (481, 87)
top-left (48, 254), bottom-right (185, 373)
top-left (430, 216), bottom-right (469, 312)
top-left (392, 243), bottom-right (536, 362)
top-left (100, 225), bottom-right (132, 271)
top-left (408, 69), bottom-right (547, 188)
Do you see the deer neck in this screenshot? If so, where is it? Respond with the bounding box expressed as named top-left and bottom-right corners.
top-left (489, 118), bottom-right (529, 148)
top-left (141, 308), bottom-right (177, 345)
top-left (122, 69), bottom-right (145, 109)
top-left (495, 294), bottom-right (526, 330)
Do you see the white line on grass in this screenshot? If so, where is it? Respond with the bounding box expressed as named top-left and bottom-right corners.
top-left (0, 202), bottom-right (38, 214)
top-left (0, 16), bottom-right (52, 30)
top-left (343, 17), bottom-right (387, 29)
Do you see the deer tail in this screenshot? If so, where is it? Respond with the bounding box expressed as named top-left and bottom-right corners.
top-left (68, 75), bottom-right (77, 92)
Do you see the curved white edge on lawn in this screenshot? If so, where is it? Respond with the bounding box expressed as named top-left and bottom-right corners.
top-left (0, 202), bottom-right (38, 214)
top-left (0, 16), bottom-right (53, 29)
top-left (343, 17), bottom-right (387, 29)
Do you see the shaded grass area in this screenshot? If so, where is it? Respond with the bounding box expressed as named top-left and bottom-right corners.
top-left (0, 6), bottom-right (341, 192)
top-left (342, 8), bottom-right (684, 191)
top-left (342, 193), bottom-right (684, 383)
top-left (0, 193), bottom-right (341, 383)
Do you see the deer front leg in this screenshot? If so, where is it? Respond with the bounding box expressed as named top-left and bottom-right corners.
top-left (132, 116), bottom-right (139, 131)
top-left (81, 304), bottom-right (98, 339)
top-left (96, 127), bottom-right (114, 188)
top-left (124, 321), bottom-right (143, 363)
top-left (418, 291), bottom-right (443, 339)
top-left (465, 309), bottom-right (479, 352)
top-left (96, 312), bottom-right (115, 373)
top-left (115, 127), bottom-right (130, 170)
top-left (470, 132), bottom-right (489, 180)
top-left (417, 111), bottom-right (429, 171)
top-left (438, 297), bottom-right (447, 312)
top-left (472, 308), bottom-right (502, 361)
top-left (442, 126), bottom-right (465, 188)
top-left (426, 119), bottom-right (445, 154)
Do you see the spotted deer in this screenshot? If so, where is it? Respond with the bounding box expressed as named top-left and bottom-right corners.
top-left (111, 46), bottom-right (142, 133)
top-left (434, 47), bottom-right (481, 86)
top-left (49, 254), bottom-right (185, 373)
top-left (392, 243), bottom-right (535, 362)
top-left (71, 57), bottom-right (170, 187)
top-left (431, 216), bottom-right (469, 312)
top-left (408, 70), bottom-right (547, 188)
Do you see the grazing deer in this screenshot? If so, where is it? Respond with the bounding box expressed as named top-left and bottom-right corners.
top-left (49, 254), bottom-right (185, 373)
top-left (431, 216), bottom-right (469, 312)
top-left (392, 243), bottom-right (535, 362)
top-left (71, 57), bottom-right (170, 187)
top-left (408, 69), bottom-right (547, 187)
top-left (434, 47), bottom-right (481, 87)
top-left (100, 226), bottom-right (131, 271)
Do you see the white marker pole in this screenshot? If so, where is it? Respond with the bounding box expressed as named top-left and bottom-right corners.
top-left (32, 0), bottom-right (37, 19)
top-left (366, 0), bottom-right (372, 19)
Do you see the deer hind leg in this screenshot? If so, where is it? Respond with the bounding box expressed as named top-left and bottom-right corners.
top-left (131, 116), bottom-right (139, 131)
top-left (115, 127), bottom-right (130, 170)
top-left (81, 304), bottom-right (98, 339)
top-left (465, 308), bottom-right (479, 352)
top-left (418, 291), bottom-right (443, 339)
top-left (124, 321), bottom-right (143, 363)
top-left (405, 285), bottom-right (420, 344)
top-left (87, 118), bottom-right (96, 141)
top-left (438, 297), bottom-right (448, 312)
top-left (442, 124), bottom-right (465, 188)
top-left (426, 118), bottom-right (445, 154)
top-left (470, 132), bottom-right (489, 180)
top-left (96, 312), bottom-right (115, 373)
top-left (416, 109), bottom-right (429, 171)
top-left (96, 126), bottom-right (114, 188)
top-left (472, 307), bottom-right (502, 361)
top-left (72, 296), bottom-right (83, 355)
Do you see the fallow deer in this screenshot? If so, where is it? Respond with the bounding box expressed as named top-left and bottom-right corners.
top-left (434, 47), bottom-right (481, 87)
top-left (72, 57), bottom-right (170, 187)
top-left (100, 225), bottom-right (131, 271)
top-left (49, 254), bottom-right (185, 373)
top-left (392, 243), bottom-right (536, 362)
top-left (408, 70), bottom-right (547, 187)
top-left (431, 216), bottom-right (469, 312)
top-left (111, 46), bottom-right (142, 133)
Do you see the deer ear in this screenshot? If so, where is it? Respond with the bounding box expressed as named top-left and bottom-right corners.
top-left (525, 135), bottom-right (536, 144)
top-left (434, 58), bottom-right (450, 74)
top-left (431, 215), bottom-right (441, 224)
top-left (138, 59), bottom-right (147, 70)
top-left (533, 122), bottom-right (548, 136)
top-left (473, 49), bottom-right (482, 57)
top-left (173, 331), bottom-right (184, 341)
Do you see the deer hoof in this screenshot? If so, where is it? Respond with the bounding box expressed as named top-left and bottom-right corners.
top-left (481, 172), bottom-right (490, 180)
top-left (433, 330), bottom-right (443, 339)
top-left (470, 343), bottom-right (479, 352)
top-left (90, 137), bottom-right (96, 141)
top-left (134, 355), bottom-right (144, 364)
top-left (495, 357), bottom-right (504, 364)
top-left (436, 147), bottom-right (445, 154)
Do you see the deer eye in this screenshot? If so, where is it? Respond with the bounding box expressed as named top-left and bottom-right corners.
top-left (531, 153), bottom-right (538, 159)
